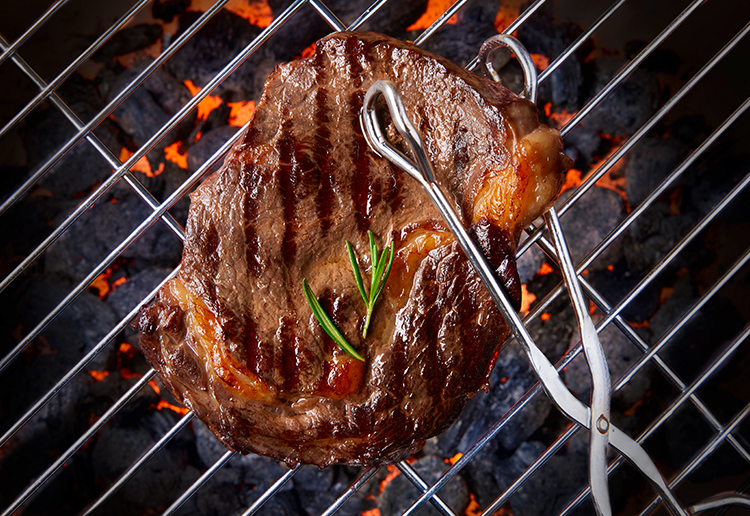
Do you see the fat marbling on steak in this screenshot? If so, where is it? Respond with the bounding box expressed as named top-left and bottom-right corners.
top-left (138, 31), bottom-right (571, 467)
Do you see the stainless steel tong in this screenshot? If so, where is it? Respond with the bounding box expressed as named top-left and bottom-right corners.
top-left (359, 34), bottom-right (689, 516)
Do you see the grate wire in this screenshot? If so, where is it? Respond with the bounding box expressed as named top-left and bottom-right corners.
top-left (0, 0), bottom-right (747, 514)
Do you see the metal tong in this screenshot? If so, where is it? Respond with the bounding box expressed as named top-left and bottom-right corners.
top-left (359, 34), bottom-right (688, 516)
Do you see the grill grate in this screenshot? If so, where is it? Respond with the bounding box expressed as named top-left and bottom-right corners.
top-left (1, 0), bottom-right (749, 515)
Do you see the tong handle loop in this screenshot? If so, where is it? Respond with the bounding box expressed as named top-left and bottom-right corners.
top-left (478, 34), bottom-right (538, 103)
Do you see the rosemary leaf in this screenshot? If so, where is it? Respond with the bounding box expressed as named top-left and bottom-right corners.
top-left (347, 242), bottom-right (368, 306)
top-left (303, 279), bottom-right (365, 362)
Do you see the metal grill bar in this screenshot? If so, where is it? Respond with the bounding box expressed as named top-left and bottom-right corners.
top-left (1, 0), bottom-right (748, 514)
top-left (396, 462), bottom-right (458, 516)
top-left (639, 402), bottom-right (750, 516)
top-left (162, 450), bottom-right (238, 516)
top-left (1, 370), bottom-right (157, 516)
top-left (0, 0), bottom-right (152, 141)
top-left (0, 0), bottom-right (230, 215)
top-left (0, 0), bottom-right (71, 67)
top-left (240, 464), bottom-right (301, 516)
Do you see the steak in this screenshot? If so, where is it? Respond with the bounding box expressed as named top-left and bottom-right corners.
top-left (138, 31), bottom-right (571, 467)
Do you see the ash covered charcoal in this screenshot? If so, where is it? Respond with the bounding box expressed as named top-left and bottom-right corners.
top-left (44, 177), bottom-right (184, 283)
top-left (91, 23), bottom-right (163, 63)
top-left (379, 455), bottom-right (469, 516)
top-left (564, 315), bottom-right (652, 405)
top-left (105, 267), bottom-right (174, 320)
top-left (582, 57), bottom-right (660, 136)
top-left (167, 10), bottom-right (264, 97)
top-left (102, 60), bottom-right (195, 169)
top-left (186, 125), bottom-right (240, 172)
top-left (623, 136), bottom-right (690, 208)
top-left (22, 75), bottom-right (120, 200)
top-left (90, 411), bottom-right (193, 513)
top-left (516, 6), bottom-right (585, 112)
top-left (559, 185), bottom-right (627, 271)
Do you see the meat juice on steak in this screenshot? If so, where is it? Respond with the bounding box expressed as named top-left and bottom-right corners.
top-left (138, 32), bottom-right (571, 467)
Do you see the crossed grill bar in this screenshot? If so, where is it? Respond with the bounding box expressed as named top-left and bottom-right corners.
top-left (0, 0), bottom-right (749, 514)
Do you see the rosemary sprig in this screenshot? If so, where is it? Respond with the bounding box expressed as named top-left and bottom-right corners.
top-left (347, 230), bottom-right (395, 338)
top-left (303, 279), bottom-right (365, 361)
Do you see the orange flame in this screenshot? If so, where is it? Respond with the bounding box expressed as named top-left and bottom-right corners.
top-left (445, 452), bottom-right (463, 465)
top-left (119, 343), bottom-right (133, 354)
top-left (379, 464), bottom-right (401, 494)
top-left (362, 510), bottom-right (381, 516)
top-left (152, 399), bottom-right (190, 415)
top-left (112, 276), bottom-right (128, 290)
top-left (543, 102), bottom-right (576, 129)
top-left (188, 0), bottom-right (273, 27)
top-left (297, 42), bottom-right (316, 60)
top-left (520, 284), bottom-right (536, 314)
top-left (227, 100), bottom-right (256, 127)
top-left (560, 168), bottom-right (583, 194)
top-left (90, 268), bottom-right (114, 299)
top-left (184, 79), bottom-right (223, 122)
top-left (120, 147), bottom-right (165, 177)
top-left (148, 380), bottom-right (161, 395)
top-left (540, 313), bottom-right (551, 322)
top-left (164, 141), bottom-right (189, 169)
top-left (88, 370), bottom-right (110, 381)
top-left (537, 263), bottom-right (554, 276)
top-left (407, 0), bottom-right (459, 31)
top-left (465, 493), bottom-right (481, 516)
top-left (494, 1), bottom-right (524, 33)
top-left (529, 53), bottom-right (549, 71)
top-left (120, 368), bottom-right (141, 380)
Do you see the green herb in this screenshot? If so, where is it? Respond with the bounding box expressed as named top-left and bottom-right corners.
top-left (303, 278), bottom-right (365, 361)
top-left (347, 230), bottom-right (395, 338)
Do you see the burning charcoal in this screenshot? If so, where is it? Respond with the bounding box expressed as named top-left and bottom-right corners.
top-left (623, 136), bottom-right (689, 208)
top-left (92, 23), bottom-right (163, 63)
top-left (153, 0), bottom-right (191, 22)
top-left (516, 242), bottom-right (546, 285)
top-left (582, 57), bottom-right (659, 136)
top-left (417, 22), bottom-right (499, 69)
top-left (168, 10), bottom-right (261, 95)
top-left (436, 342), bottom-right (553, 456)
top-left (560, 186), bottom-right (627, 271)
top-left (329, 0), bottom-right (429, 36)
top-left (625, 203), bottom-right (699, 272)
top-left (516, 9), bottom-right (585, 111)
top-left (106, 267), bottom-right (173, 320)
top-left (379, 455), bottom-right (469, 516)
top-left (22, 78), bottom-right (120, 199)
top-left (91, 416), bottom-right (189, 511)
top-left (564, 315), bottom-right (652, 405)
top-left (563, 125), bottom-right (601, 166)
top-left (105, 61), bottom-right (195, 166)
top-left (506, 440), bottom-right (588, 516)
top-left (45, 188), bottom-right (184, 283)
top-left (187, 125), bottom-right (240, 172)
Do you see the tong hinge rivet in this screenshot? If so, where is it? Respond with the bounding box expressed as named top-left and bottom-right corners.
top-left (596, 415), bottom-right (610, 434)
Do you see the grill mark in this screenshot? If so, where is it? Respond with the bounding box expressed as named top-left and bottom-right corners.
top-left (313, 50), bottom-right (335, 235)
top-left (242, 314), bottom-right (263, 378)
top-left (278, 316), bottom-right (298, 391)
top-left (277, 119), bottom-right (298, 261)
top-left (346, 38), bottom-right (374, 234)
top-left (241, 162), bottom-right (261, 276)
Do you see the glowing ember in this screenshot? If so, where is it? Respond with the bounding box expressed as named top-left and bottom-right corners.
top-left (120, 368), bottom-right (141, 380)
top-left (184, 79), bottom-right (224, 122)
top-left (537, 263), bottom-right (554, 276)
top-left (407, 0), bottom-right (459, 31)
top-left (361, 509), bottom-right (381, 516)
top-left (540, 312), bottom-right (551, 322)
top-left (520, 284), bottom-right (536, 314)
top-left (588, 300), bottom-right (597, 316)
top-left (119, 146), bottom-right (165, 177)
top-left (445, 452), bottom-right (463, 465)
top-left (465, 493), bottom-right (481, 516)
top-left (560, 168), bottom-right (583, 194)
top-left (148, 380), bottom-right (161, 395)
top-left (227, 100), bottom-right (256, 127)
top-left (119, 342), bottom-right (134, 354)
top-left (379, 464), bottom-right (401, 494)
top-left (111, 276), bottom-right (128, 290)
top-left (90, 268), bottom-right (114, 299)
top-left (584, 136), bottom-right (629, 209)
top-left (659, 286), bottom-right (675, 304)
top-left (529, 53), bottom-right (549, 71)
top-left (164, 141), bottom-right (189, 169)
top-left (152, 399), bottom-right (190, 415)
top-left (494, 0), bottom-right (525, 33)
top-left (88, 370), bottom-right (110, 381)
top-left (543, 102), bottom-right (576, 129)
top-left (190, 0), bottom-right (273, 28)
top-left (297, 42), bottom-right (316, 60)
top-left (606, 264), bottom-right (615, 272)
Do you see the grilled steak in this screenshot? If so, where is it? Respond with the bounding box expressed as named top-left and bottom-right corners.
top-left (138, 31), bottom-right (571, 467)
